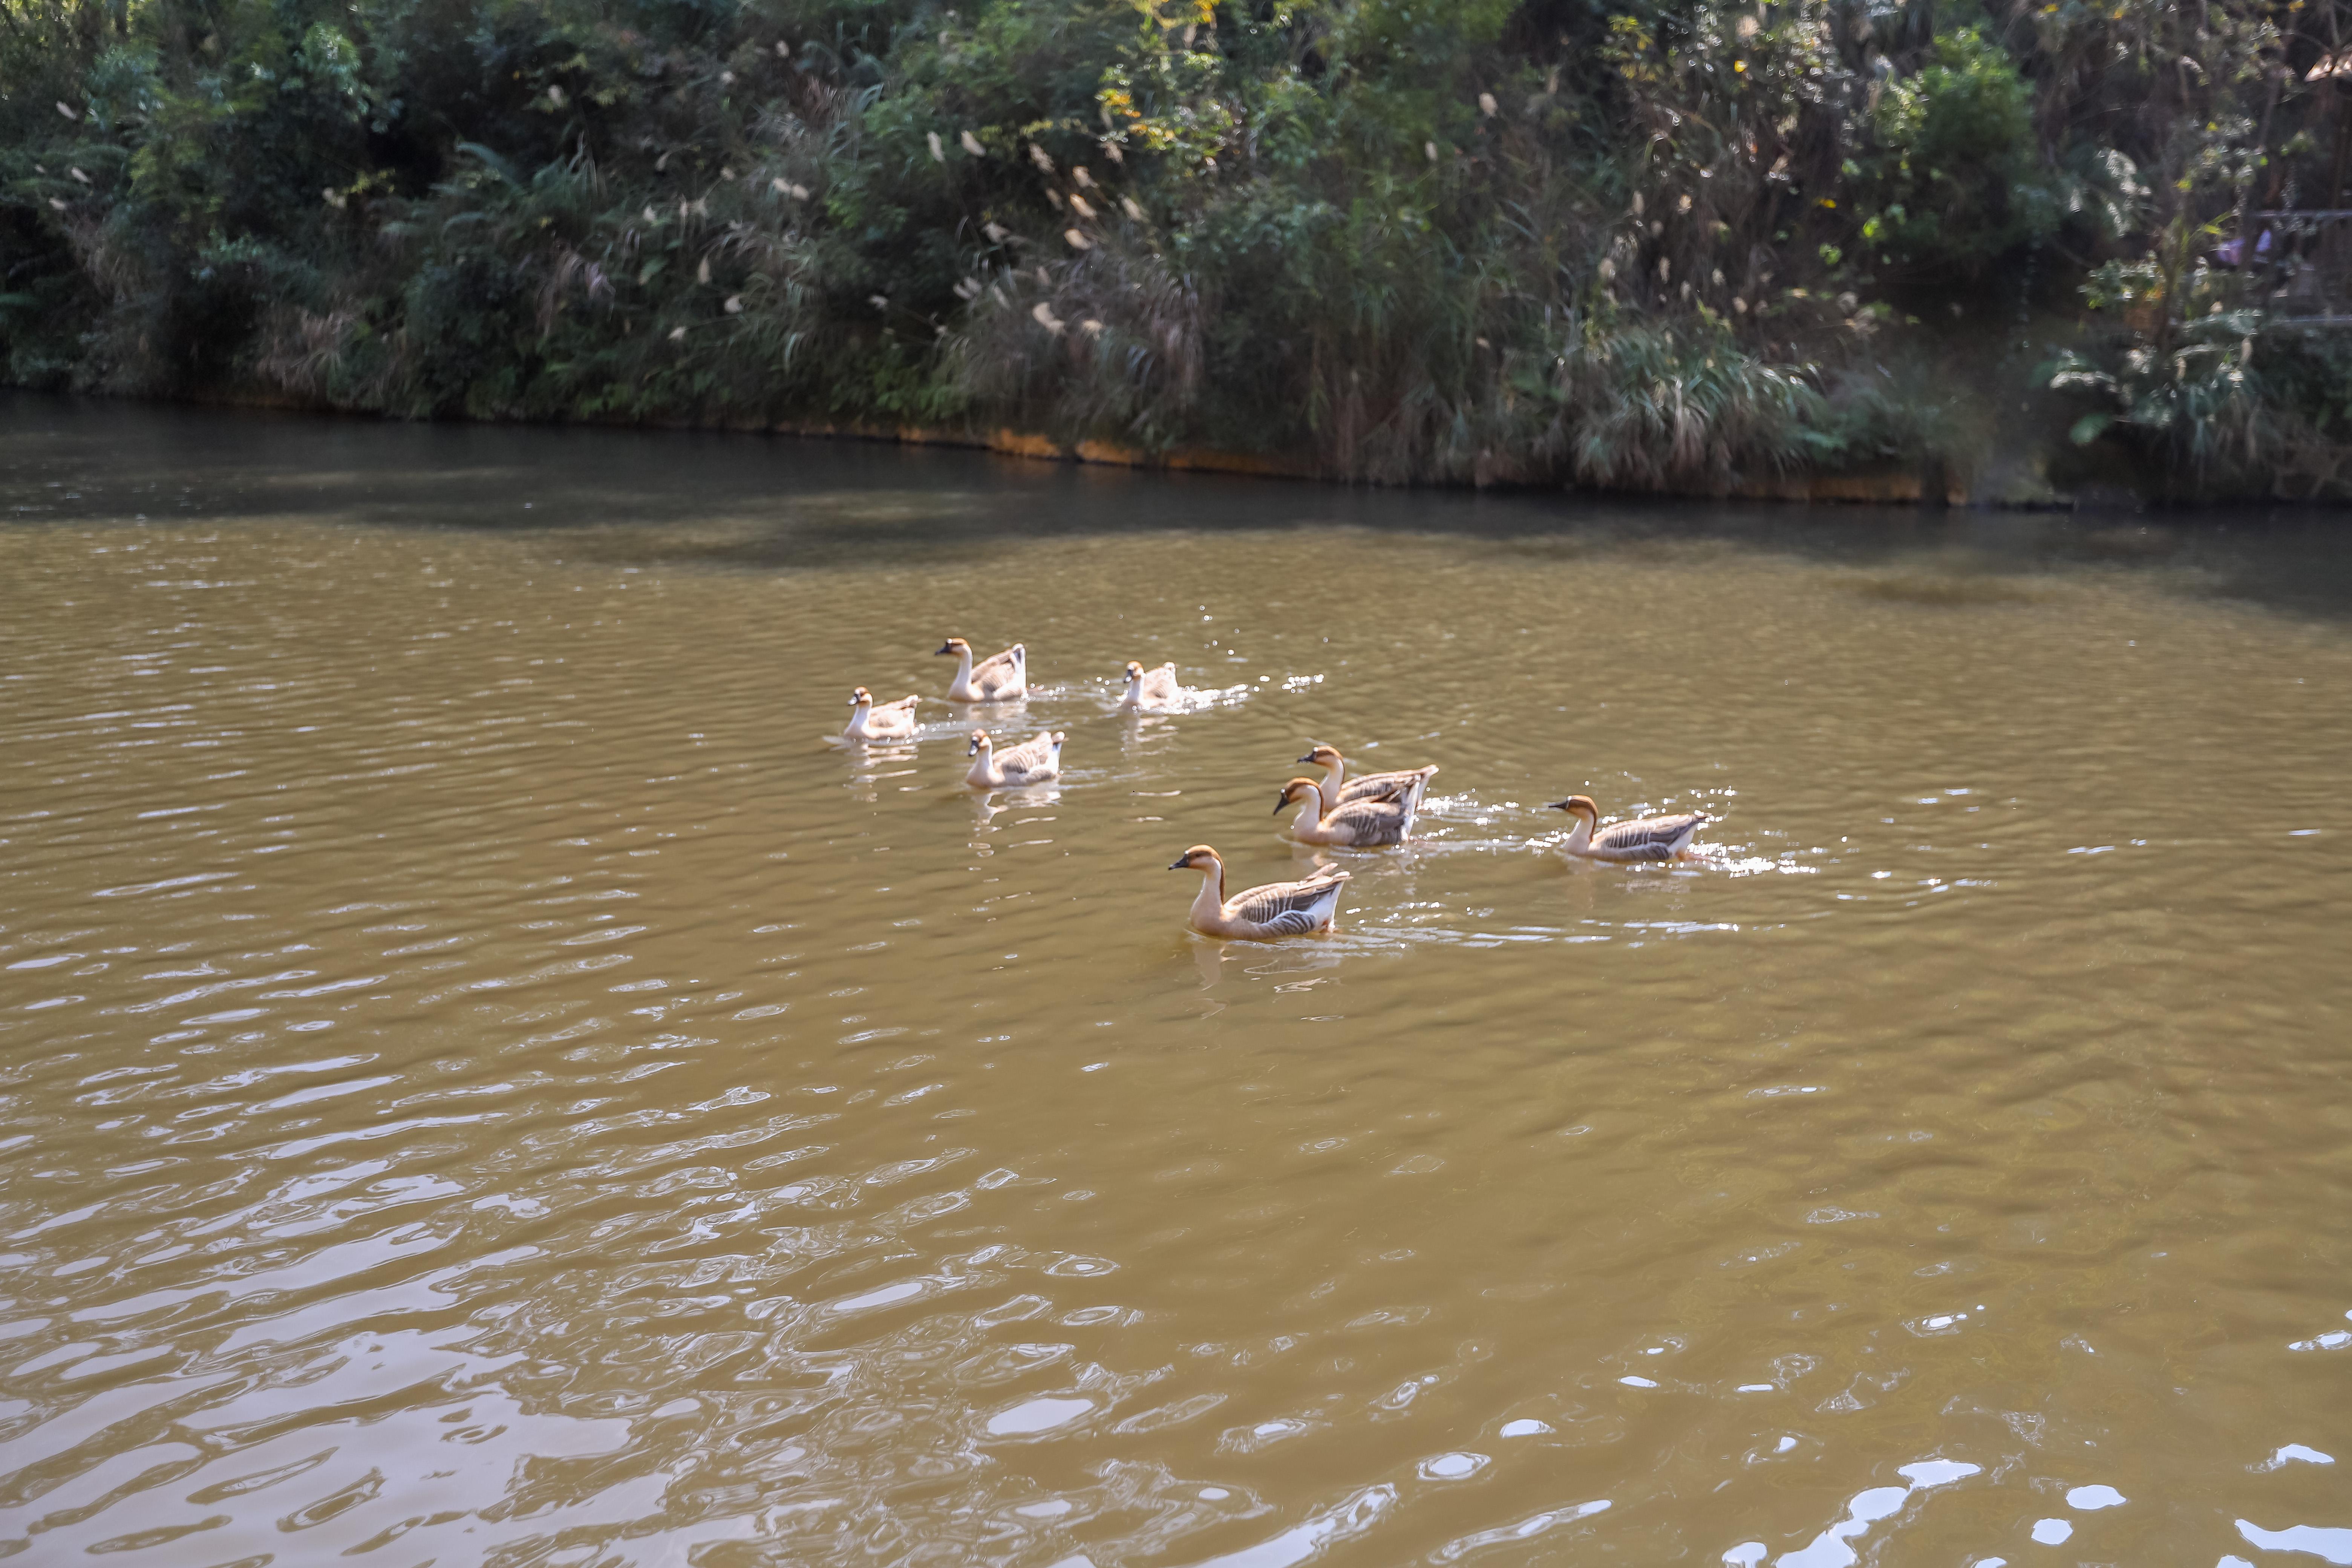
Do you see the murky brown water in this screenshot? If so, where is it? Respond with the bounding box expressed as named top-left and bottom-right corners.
top-left (4, 395), bottom-right (2351, 1568)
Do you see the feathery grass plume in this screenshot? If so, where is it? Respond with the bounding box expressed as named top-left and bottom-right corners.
top-left (1537, 321), bottom-right (1827, 490)
top-left (948, 237), bottom-right (1206, 453)
top-left (961, 130), bottom-right (985, 157)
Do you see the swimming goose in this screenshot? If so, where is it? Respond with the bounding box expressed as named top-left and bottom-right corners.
top-left (1169, 846), bottom-right (1349, 939)
top-left (1298, 744), bottom-right (1439, 807)
top-left (1547, 794), bottom-right (1709, 862)
top-left (841, 687), bottom-right (920, 743)
top-left (1119, 660), bottom-right (1189, 713)
top-left (1276, 776), bottom-right (1417, 847)
top-left (938, 637), bottom-right (1027, 702)
top-left (966, 728), bottom-right (1063, 789)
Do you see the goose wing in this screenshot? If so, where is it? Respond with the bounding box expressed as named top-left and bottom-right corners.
top-left (1325, 796), bottom-right (1411, 845)
top-left (993, 730), bottom-right (1060, 776)
top-left (873, 695), bottom-right (920, 718)
top-left (1336, 773), bottom-right (1413, 804)
top-left (972, 643), bottom-right (1021, 672)
top-left (1592, 813), bottom-right (1704, 858)
top-left (1337, 765), bottom-right (1437, 805)
top-left (1141, 664), bottom-right (1183, 701)
top-left (1227, 870), bottom-right (1349, 933)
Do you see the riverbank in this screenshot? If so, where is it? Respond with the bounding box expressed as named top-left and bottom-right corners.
top-left (117, 388), bottom-right (2072, 508)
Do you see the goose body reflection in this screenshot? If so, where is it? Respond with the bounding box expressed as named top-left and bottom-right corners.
top-left (840, 686), bottom-right (920, 743)
top-left (966, 728), bottom-right (1063, 789)
top-left (1276, 777), bottom-right (1418, 847)
top-left (1548, 793), bottom-right (1709, 862)
top-left (1169, 846), bottom-right (1348, 939)
top-left (1300, 743), bottom-right (1439, 807)
top-left (937, 637), bottom-right (1027, 702)
top-left (1118, 660), bottom-right (1190, 713)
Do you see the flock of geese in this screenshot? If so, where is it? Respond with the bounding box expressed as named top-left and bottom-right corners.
top-left (842, 638), bottom-right (1712, 940)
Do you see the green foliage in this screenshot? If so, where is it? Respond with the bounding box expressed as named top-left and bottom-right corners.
top-left (2042, 309), bottom-right (2275, 488)
top-left (1854, 27), bottom-right (2049, 272)
top-left (4, 0), bottom-right (2350, 493)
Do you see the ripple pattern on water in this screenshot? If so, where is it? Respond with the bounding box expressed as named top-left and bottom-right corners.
top-left (4, 398), bottom-right (2352, 1565)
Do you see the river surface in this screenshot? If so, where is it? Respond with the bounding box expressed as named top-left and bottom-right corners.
top-left (2, 394), bottom-right (2350, 1568)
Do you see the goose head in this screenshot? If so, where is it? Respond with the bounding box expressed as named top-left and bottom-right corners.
top-left (1274, 777), bottom-right (1322, 815)
top-left (1168, 845), bottom-right (1221, 871)
top-left (1298, 743), bottom-right (1343, 767)
top-left (848, 686), bottom-right (874, 709)
top-left (1124, 660), bottom-right (1145, 680)
top-left (936, 637), bottom-right (971, 657)
top-left (967, 729), bottom-right (991, 756)
top-left (1547, 794), bottom-right (1600, 822)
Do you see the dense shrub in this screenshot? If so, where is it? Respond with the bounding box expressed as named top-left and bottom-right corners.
top-left (5, 0), bottom-right (2350, 494)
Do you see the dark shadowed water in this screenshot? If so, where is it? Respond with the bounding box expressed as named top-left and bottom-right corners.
top-left (3, 394), bottom-right (2350, 1568)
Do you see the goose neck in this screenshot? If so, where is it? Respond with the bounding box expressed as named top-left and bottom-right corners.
top-left (1192, 864), bottom-right (1226, 925)
top-left (1290, 791), bottom-right (1326, 836)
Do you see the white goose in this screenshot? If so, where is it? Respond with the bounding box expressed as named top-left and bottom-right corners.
top-left (938, 637), bottom-right (1027, 702)
top-left (1168, 846), bottom-right (1349, 939)
top-left (965, 729), bottom-right (1063, 789)
top-left (1298, 743), bottom-right (1439, 807)
top-left (1118, 660), bottom-right (1190, 713)
top-left (1548, 794), bottom-right (1709, 862)
top-left (1275, 777), bottom-right (1418, 847)
top-left (841, 687), bottom-right (919, 743)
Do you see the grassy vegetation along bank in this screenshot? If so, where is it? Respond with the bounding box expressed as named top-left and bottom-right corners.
top-left (10, 0), bottom-right (2352, 501)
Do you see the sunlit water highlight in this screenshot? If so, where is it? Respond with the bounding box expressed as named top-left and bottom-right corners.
top-left (3, 395), bottom-right (2351, 1565)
